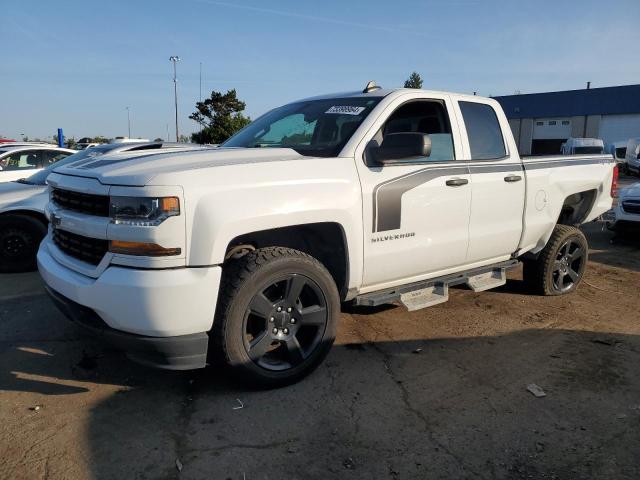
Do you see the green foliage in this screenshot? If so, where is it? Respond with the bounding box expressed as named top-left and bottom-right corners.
top-left (51, 133), bottom-right (76, 148)
top-left (190, 89), bottom-right (251, 144)
top-left (404, 72), bottom-right (423, 89)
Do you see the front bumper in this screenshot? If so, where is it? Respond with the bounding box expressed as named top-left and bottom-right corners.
top-left (45, 286), bottom-right (209, 370)
top-left (37, 240), bottom-right (223, 369)
top-left (611, 201), bottom-right (640, 227)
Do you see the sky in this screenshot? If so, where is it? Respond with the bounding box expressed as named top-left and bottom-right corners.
top-left (2, 0), bottom-right (639, 141)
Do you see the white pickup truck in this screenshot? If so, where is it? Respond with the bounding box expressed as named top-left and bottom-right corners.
top-left (37, 84), bottom-right (617, 387)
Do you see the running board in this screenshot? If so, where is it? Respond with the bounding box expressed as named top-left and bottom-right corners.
top-left (466, 269), bottom-right (507, 292)
top-left (354, 260), bottom-right (519, 310)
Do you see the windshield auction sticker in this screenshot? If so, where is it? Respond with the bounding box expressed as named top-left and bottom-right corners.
top-left (325, 106), bottom-right (366, 115)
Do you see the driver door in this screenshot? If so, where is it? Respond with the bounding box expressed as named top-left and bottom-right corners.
top-left (354, 94), bottom-right (472, 291)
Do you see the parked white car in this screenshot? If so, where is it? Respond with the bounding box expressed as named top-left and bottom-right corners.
top-left (609, 182), bottom-right (640, 229)
top-left (0, 145), bottom-right (75, 183)
top-left (625, 138), bottom-right (640, 176)
top-left (0, 142), bottom-right (208, 272)
top-left (38, 85), bottom-right (617, 387)
top-left (561, 138), bottom-right (605, 155)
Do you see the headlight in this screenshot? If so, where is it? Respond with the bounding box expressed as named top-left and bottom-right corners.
top-left (109, 196), bottom-right (180, 226)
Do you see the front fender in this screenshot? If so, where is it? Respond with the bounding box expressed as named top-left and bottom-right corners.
top-left (181, 158), bottom-right (363, 290)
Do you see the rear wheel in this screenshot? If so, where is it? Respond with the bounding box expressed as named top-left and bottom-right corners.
top-left (523, 225), bottom-right (588, 296)
top-left (212, 247), bottom-right (339, 388)
top-left (0, 215), bottom-right (47, 273)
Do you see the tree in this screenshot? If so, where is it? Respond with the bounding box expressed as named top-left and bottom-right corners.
top-left (51, 133), bottom-right (76, 148)
top-left (404, 72), bottom-right (423, 89)
top-left (189, 89), bottom-right (251, 144)
top-left (153, 137), bottom-right (164, 142)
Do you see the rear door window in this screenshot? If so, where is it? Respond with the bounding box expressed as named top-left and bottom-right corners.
top-left (459, 102), bottom-right (506, 160)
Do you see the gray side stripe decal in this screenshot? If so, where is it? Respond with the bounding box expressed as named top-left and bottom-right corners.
top-left (523, 158), bottom-right (613, 170)
top-left (372, 157), bottom-right (613, 233)
top-left (373, 165), bottom-right (468, 232)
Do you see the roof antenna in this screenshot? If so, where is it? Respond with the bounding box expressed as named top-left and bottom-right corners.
top-left (363, 80), bottom-right (381, 93)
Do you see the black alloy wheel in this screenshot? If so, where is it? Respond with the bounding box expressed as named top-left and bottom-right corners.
top-left (0, 215), bottom-right (47, 273)
top-left (243, 274), bottom-right (328, 371)
top-left (551, 238), bottom-right (586, 292)
top-left (213, 246), bottom-right (340, 388)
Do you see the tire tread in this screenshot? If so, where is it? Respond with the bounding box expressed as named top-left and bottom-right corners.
top-left (523, 224), bottom-right (587, 296)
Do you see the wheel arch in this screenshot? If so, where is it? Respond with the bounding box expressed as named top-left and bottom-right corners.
top-left (557, 189), bottom-right (598, 226)
top-left (224, 222), bottom-right (351, 300)
top-left (0, 209), bottom-right (48, 226)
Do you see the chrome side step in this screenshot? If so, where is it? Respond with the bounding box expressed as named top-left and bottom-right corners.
top-left (400, 284), bottom-right (449, 311)
top-left (466, 268), bottom-right (507, 292)
top-left (354, 260), bottom-right (519, 311)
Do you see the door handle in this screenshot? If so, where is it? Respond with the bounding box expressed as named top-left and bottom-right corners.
top-left (445, 178), bottom-right (469, 187)
top-left (504, 174), bottom-right (522, 183)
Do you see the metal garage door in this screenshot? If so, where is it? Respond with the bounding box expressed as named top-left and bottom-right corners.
top-left (599, 114), bottom-right (640, 144)
top-left (533, 118), bottom-right (572, 139)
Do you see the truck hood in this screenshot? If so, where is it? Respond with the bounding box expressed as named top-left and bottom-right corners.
top-left (52, 147), bottom-right (308, 186)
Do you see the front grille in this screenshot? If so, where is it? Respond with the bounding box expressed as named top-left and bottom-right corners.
top-left (622, 201), bottom-right (640, 215)
top-left (52, 228), bottom-right (108, 266)
top-left (51, 188), bottom-right (110, 217)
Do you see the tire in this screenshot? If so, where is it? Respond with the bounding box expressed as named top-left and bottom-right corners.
top-left (0, 215), bottom-right (47, 273)
top-left (522, 225), bottom-right (588, 296)
top-left (212, 247), bottom-right (340, 388)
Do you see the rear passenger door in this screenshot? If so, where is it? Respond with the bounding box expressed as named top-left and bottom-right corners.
top-left (456, 100), bottom-right (525, 263)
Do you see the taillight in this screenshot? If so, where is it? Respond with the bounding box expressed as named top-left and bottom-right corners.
top-left (611, 164), bottom-right (619, 198)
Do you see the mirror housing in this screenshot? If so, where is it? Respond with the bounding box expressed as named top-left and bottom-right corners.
top-left (372, 133), bottom-right (431, 165)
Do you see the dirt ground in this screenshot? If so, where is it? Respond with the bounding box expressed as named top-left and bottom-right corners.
top-left (1, 185), bottom-right (640, 479)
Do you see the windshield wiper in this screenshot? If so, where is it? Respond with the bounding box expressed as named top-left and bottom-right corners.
top-left (16, 178), bottom-right (33, 185)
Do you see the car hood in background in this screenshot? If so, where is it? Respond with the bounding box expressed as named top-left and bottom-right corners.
top-left (620, 182), bottom-right (640, 199)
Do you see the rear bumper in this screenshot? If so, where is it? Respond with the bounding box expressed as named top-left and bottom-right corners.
top-left (45, 285), bottom-right (209, 370)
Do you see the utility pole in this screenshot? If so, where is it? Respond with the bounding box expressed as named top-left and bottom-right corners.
top-left (199, 61), bottom-right (203, 142)
top-left (126, 106), bottom-right (131, 138)
top-left (169, 56), bottom-right (181, 142)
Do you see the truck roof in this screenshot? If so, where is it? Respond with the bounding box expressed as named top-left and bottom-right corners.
top-left (298, 87), bottom-right (484, 103)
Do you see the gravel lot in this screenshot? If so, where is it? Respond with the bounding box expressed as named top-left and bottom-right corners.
top-left (1, 177), bottom-right (639, 480)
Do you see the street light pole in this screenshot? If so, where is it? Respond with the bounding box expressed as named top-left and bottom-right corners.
top-left (169, 56), bottom-right (180, 142)
top-left (126, 106), bottom-right (131, 138)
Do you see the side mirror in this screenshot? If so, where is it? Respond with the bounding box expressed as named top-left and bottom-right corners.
top-left (372, 133), bottom-right (431, 165)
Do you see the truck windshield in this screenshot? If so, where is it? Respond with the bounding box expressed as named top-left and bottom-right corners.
top-left (222, 97), bottom-right (382, 157)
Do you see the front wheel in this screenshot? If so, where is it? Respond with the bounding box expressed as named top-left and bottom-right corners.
top-left (0, 215), bottom-right (47, 273)
top-left (523, 225), bottom-right (588, 296)
top-left (212, 247), bottom-right (340, 388)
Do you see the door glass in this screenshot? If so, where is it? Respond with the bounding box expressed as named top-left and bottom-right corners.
top-left (459, 102), bottom-right (506, 160)
top-left (381, 101), bottom-right (455, 162)
top-left (41, 150), bottom-right (72, 166)
top-left (0, 151), bottom-right (41, 170)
